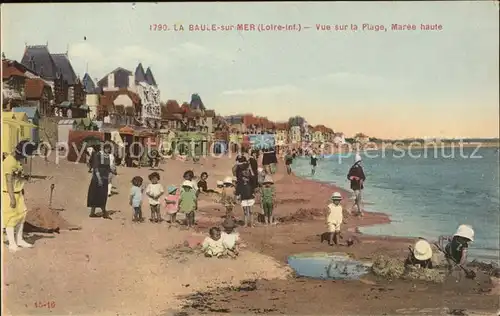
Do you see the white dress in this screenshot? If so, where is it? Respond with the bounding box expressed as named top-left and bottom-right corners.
top-left (145, 183), bottom-right (164, 205)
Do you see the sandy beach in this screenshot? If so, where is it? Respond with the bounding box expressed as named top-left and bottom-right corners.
top-left (2, 155), bottom-right (499, 315)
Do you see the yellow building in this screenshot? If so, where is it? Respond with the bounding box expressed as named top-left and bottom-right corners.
top-left (275, 130), bottom-right (288, 146)
top-left (290, 126), bottom-right (301, 144)
top-left (2, 114), bottom-right (36, 154)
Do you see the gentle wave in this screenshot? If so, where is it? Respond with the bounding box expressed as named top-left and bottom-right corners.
top-left (292, 148), bottom-right (500, 262)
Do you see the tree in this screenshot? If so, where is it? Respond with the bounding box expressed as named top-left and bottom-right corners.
top-left (287, 116), bottom-right (305, 127)
top-left (190, 93), bottom-right (205, 111)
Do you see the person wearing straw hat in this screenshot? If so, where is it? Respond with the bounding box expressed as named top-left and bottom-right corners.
top-left (219, 177), bottom-right (237, 218)
top-left (326, 192), bottom-right (344, 246)
top-left (2, 140), bottom-right (37, 252)
top-left (260, 175), bottom-right (276, 225)
top-left (214, 180), bottom-right (224, 194)
top-left (347, 153), bottom-right (366, 217)
top-left (406, 239), bottom-right (434, 269)
top-left (178, 180), bottom-right (197, 228)
top-left (221, 217), bottom-right (240, 257)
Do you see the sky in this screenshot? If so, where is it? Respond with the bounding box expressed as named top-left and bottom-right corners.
top-left (2, 2), bottom-right (499, 139)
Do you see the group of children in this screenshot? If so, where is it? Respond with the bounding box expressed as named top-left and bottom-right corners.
top-left (404, 224), bottom-right (476, 278)
top-left (201, 217), bottom-right (242, 258)
top-left (128, 170), bottom-right (200, 226)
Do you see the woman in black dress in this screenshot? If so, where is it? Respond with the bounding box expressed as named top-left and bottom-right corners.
top-left (248, 149), bottom-right (259, 190)
top-left (87, 143), bottom-right (113, 219)
top-left (262, 147), bottom-right (272, 174)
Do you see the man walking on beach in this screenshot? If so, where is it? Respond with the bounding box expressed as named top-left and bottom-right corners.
top-left (347, 153), bottom-right (366, 217)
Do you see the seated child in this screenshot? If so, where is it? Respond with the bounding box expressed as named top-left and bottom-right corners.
top-left (201, 227), bottom-right (226, 258)
top-left (164, 186), bottom-right (180, 225)
top-left (221, 217), bottom-right (240, 257)
top-left (405, 239), bottom-right (433, 269)
top-left (197, 172), bottom-right (209, 194)
top-left (326, 192), bottom-right (344, 246)
top-left (178, 180), bottom-right (198, 228)
top-left (439, 224), bottom-right (475, 277)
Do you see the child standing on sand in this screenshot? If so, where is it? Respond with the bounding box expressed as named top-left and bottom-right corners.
top-left (284, 151), bottom-right (294, 175)
top-left (164, 186), bottom-right (180, 225)
top-left (260, 176), bottom-right (276, 225)
top-left (327, 192), bottom-right (344, 245)
top-left (218, 177), bottom-right (237, 218)
top-left (238, 176), bottom-right (256, 227)
top-left (145, 172), bottom-right (164, 223)
top-left (178, 180), bottom-right (197, 228)
top-left (129, 176), bottom-right (144, 222)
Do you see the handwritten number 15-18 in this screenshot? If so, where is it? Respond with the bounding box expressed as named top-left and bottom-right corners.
top-left (150, 24), bottom-right (168, 31)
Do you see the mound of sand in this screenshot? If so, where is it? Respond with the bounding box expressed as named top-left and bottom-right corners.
top-left (26, 207), bottom-right (71, 230)
top-left (278, 208), bottom-right (325, 222)
top-left (371, 255), bottom-right (446, 283)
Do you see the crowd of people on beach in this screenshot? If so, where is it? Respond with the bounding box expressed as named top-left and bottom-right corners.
top-left (2, 139), bottom-right (477, 277)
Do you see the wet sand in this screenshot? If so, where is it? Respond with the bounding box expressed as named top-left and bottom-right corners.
top-left (2, 155), bottom-right (498, 315)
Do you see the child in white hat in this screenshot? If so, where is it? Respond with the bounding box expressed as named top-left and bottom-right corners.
top-left (214, 180), bottom-right (224, 194)
top-left (178, 180), bottom-right (197, 228)
top-left (219, 176), bottom-right (237, 218)
top-left (405, 239), bottom-right (433, 269)
top-left (439, 225), bottom-right (474, 273)
top-left (327, 192), bottom-right (344, 245)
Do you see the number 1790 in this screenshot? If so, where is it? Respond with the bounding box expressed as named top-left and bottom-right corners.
top-left (150, 24), bottom-right (169, 31)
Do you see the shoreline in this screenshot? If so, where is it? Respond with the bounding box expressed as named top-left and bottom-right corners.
top-left (181, 160), bottom-right (499, 314)
top-left (3, 156), bottom-right (498, 315)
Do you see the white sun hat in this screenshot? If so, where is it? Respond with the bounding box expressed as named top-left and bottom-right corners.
top-left (413, 240), bottom-right (433, 261)
top-left (181, 180), bottom-right (193, 188)
top-left (223, 176), bottom-right (233, 184)
top-left (216, 180), bottom-right (224, 186)
top-left (331, 192), bottom-right (342, 200)
top-left (263, 175), bottom-right (274, 184)
top-left (354, 153), bottom-right (362, 163)
top-left (454, 224), bottom-right (474, 242)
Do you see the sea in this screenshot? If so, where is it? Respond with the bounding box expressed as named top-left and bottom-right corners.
top-left (292, 147), bottom-right (500, 263)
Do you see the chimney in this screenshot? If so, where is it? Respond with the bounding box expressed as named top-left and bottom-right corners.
top-left (128, 75), bottom-right (136, 91)
top-left (107, 73), bottom-right (114, 89)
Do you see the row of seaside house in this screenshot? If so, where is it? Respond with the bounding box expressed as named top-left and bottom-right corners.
top-left (2, 45), bottom-right (347, 163)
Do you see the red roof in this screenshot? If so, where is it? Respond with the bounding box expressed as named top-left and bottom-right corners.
top-left (2, 60), bottom-right (25, 79)
top-left (119, 126), bottom-right (135, 135)
top-left (165, 100), bottom-right (182, 114)
top-left (25, 78), bottom-right (48, 99)
top-left (101, 89), bottom-right (141, 107)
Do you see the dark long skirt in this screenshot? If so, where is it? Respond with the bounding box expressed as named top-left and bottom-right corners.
top-left (87, 176), bottom-right (109, 208)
